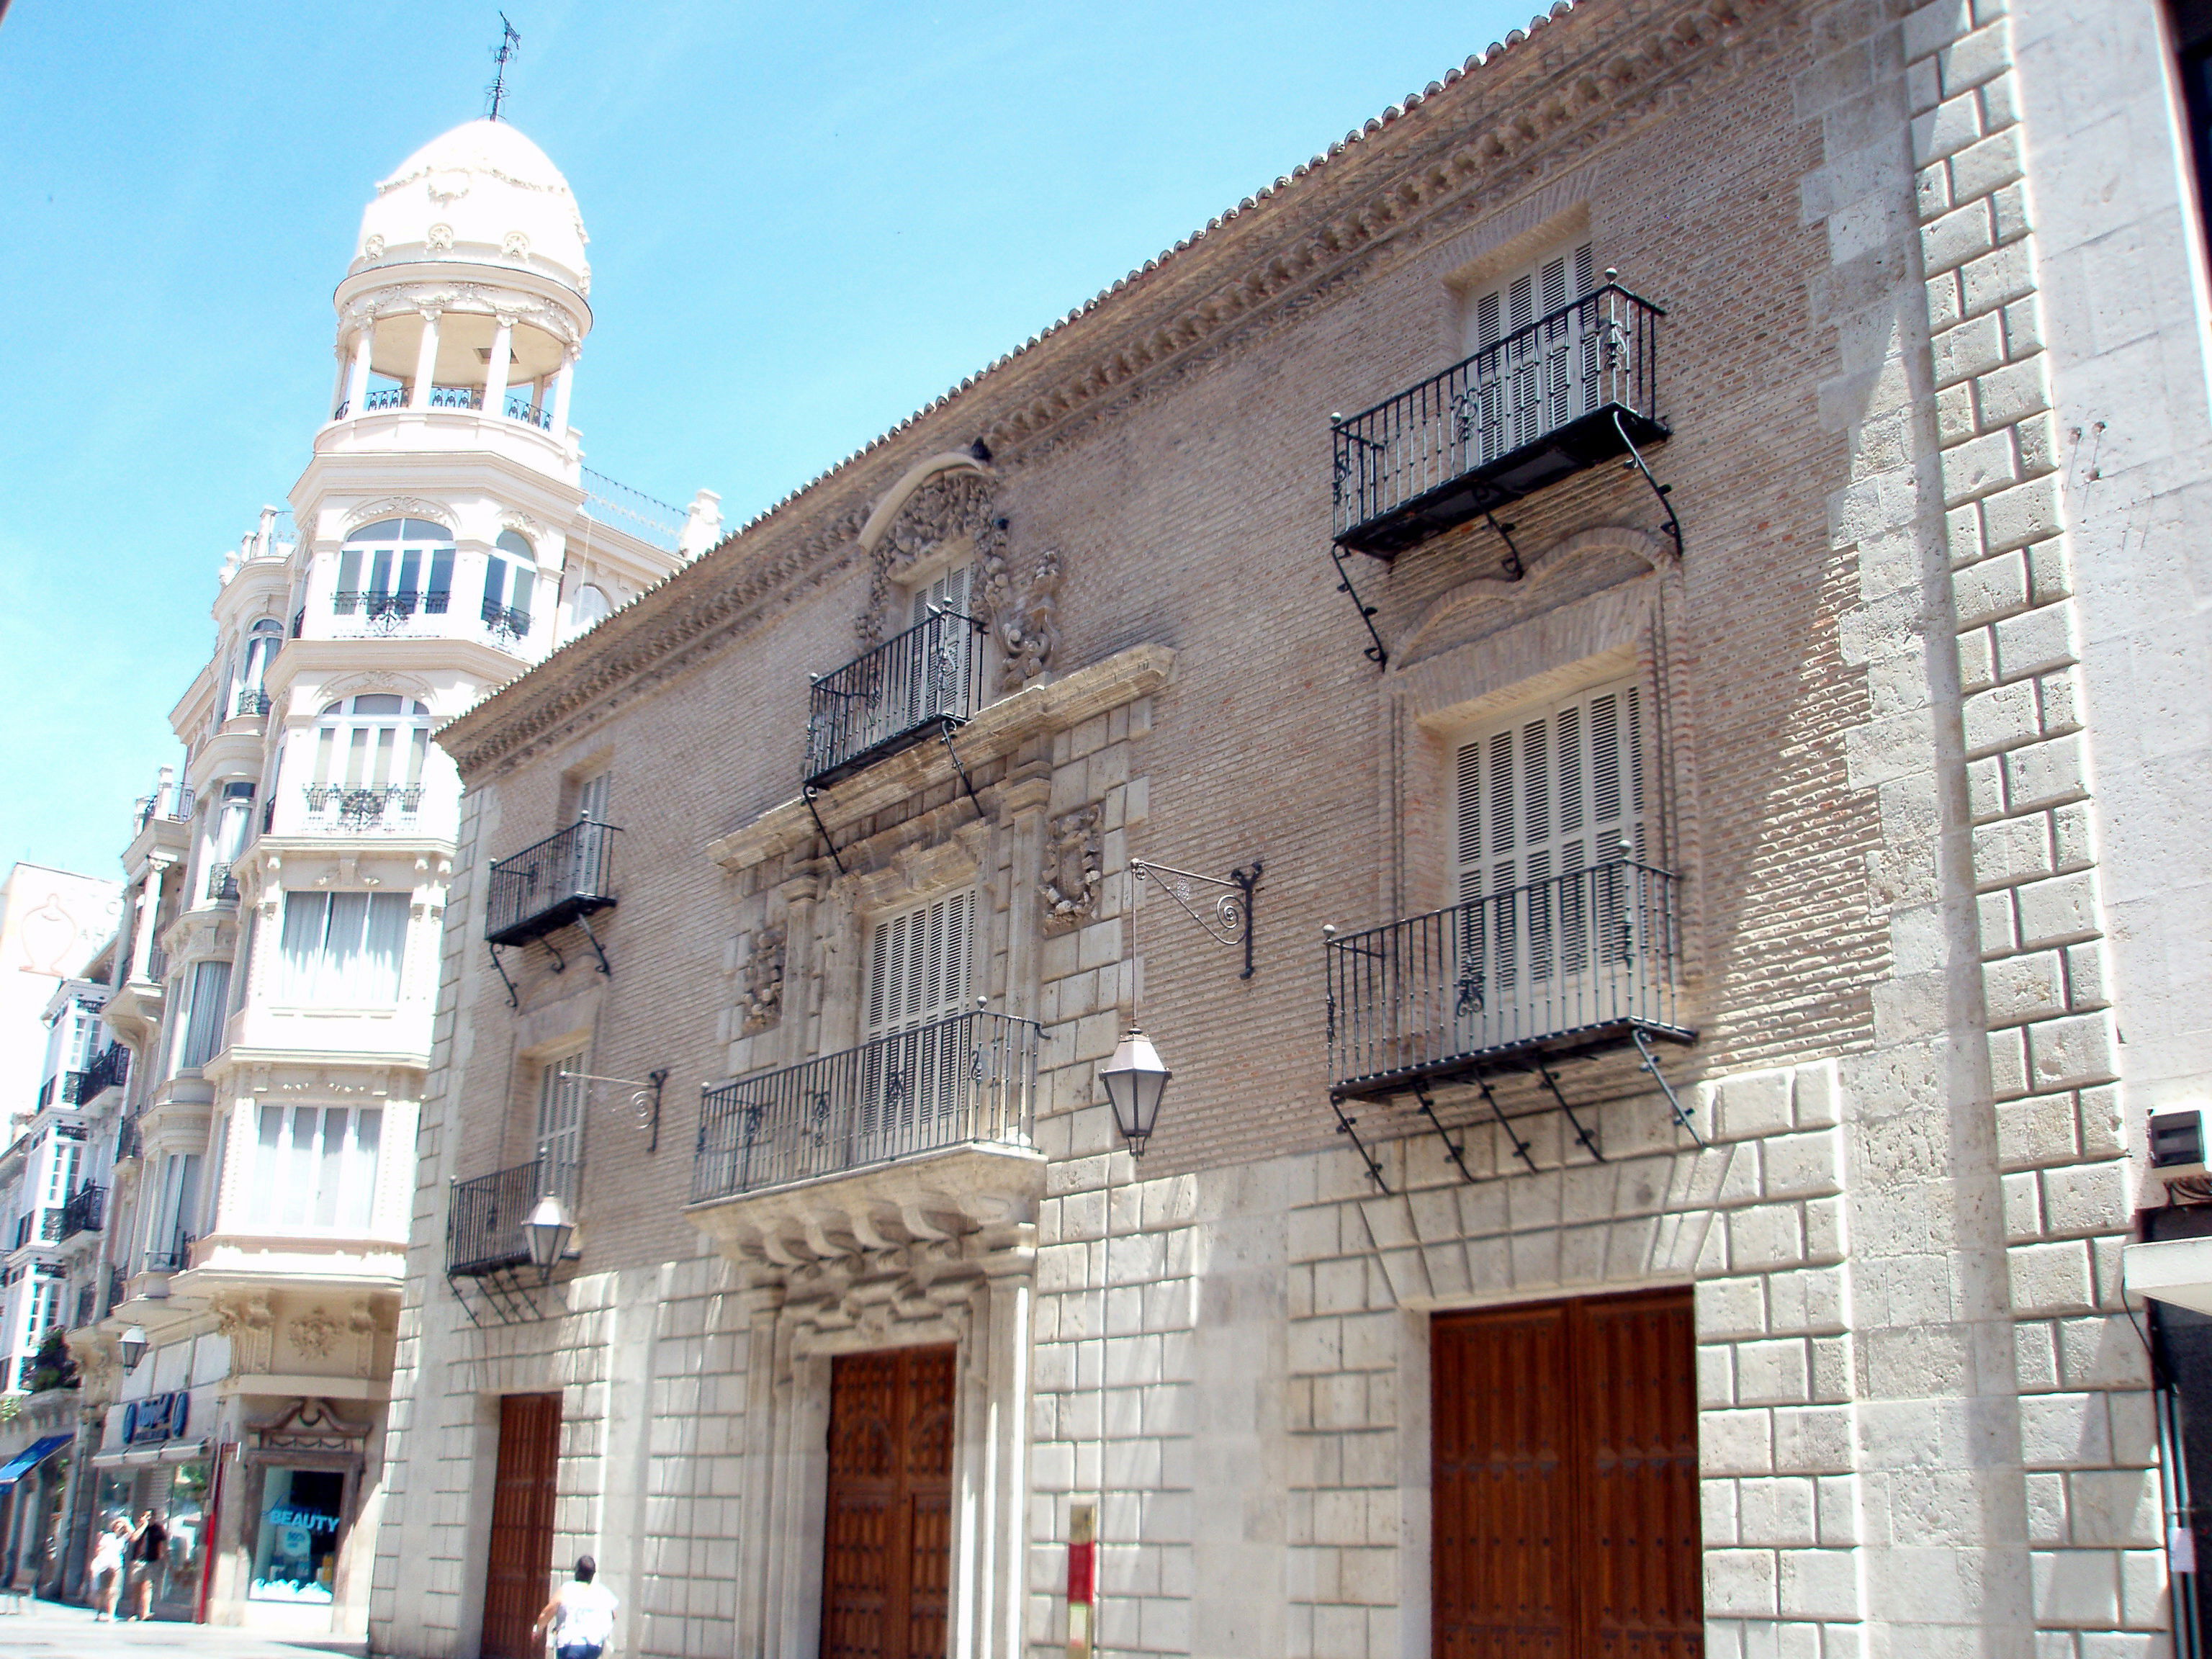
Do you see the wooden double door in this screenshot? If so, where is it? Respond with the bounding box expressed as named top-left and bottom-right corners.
top-left (1433, 1289), bottom-right (1702, 1659)
top-left (481, 1393), bottom-right (561, 1659)
top-left (822, 1344), bottom-right (956, 1659)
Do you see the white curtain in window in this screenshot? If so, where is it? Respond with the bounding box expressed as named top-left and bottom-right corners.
top-left (254, 1105), bottom-right (382, 1233)
top-left (179, 961), bottom-right (232, 1070)
top-left (277, 891), bottom-right (410, 1004)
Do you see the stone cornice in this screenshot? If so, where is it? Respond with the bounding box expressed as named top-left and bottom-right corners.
top-left (707, 643), bottom-right (1175, 873)
top-left (438, 0), bottom-right (1781, 778)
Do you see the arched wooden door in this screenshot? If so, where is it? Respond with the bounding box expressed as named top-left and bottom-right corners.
top-left (1432, 1288), bottom-right (1701, 1659)
top-left (822, 1345), bottom-right (956, 1659)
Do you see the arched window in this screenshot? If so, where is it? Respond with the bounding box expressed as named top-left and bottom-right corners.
top-left (336, 518), bottom-right (454, 624)
top-left (567, 583), bottom-right (611, 636)
top-left (235, 618), bottom-right (283, 716)
top-left (482, 531), bottom-right (536, 643)
top-left (305, 695), bottom-right (433, 828)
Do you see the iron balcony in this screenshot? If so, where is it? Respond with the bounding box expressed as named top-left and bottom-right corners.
top-left (804, 608), bottom-right (986, 791)
top-left (485, 817), bottom-right (619, 948)
top-left (81, 1043), bottom-right (129, 1100)
top-left (447, 1156), bottom-right (574, 1277)
top-left (58, 1183), bottom-right (105, 1241)
top-left (302, 783), bottom-right (425, 829)
top-left (693, 1009), bottom-right (1038, 1202)
top-left (1331, 282), bottom-right (1667, 561)
top-left (144, 1233), bottom-right (193, 1273)
top-left (1326, 858), bottom-right (1691, 1101)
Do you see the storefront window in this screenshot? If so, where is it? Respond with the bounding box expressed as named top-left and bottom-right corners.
top-left (94, 1470), bottom-right (132, 1534)
top-left (161, 1461), bottom-right (208, 1608)
top-left (250, 1466), bottom-right (343, 1603)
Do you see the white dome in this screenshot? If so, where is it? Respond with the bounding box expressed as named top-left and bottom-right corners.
top-left (352, 120), bottom-right (590, 296)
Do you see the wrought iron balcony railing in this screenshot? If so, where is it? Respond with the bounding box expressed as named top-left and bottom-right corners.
top-left (116, 1115), bottom-right (142, 1162)
top-left (107, 1265), bottom-right (125, 1314)
top-left (446, 1156), bottom-right (578, 1277)
top-left (58, 1184), bottom-right (105, 1241)
top-left (144, 1233), bottom-right (194, 1274)
top-left (1326, 858), bottom-right (1689, 1100)
top-left (235, 688), bottom-right (271, 717)
top-left (693, 1009), bottom-right (1038, 1203)
top-left (332, 589), bottom-right (453, 624)
top-left (804, 608), bottom-right (986, 790)
top-left (133, 784), bottom-right (193, 831)
top-left (1331, 284), bottom-right (1667, 560)
top-left (14, 1208), bottom-right (65, 1246)
top-left (301, 783), bottom-right (426, 830)
top-left (485, 818), bottom-right (619, 948)
top-left (81, 1043), bottom-right (129, 1100)
top-left (362, 386), bottom-right (408, 413)
top-left (481, 600), bottom-right (531, 644)
top-left (505, 395), bottom-right (553, 429)
top-left (36, 1072), bottom-right (90, 1111)
top-left (428, 384), bottom-right (482, 410)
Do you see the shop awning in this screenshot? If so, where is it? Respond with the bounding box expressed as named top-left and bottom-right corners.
top-left (0, 1434), bottom-right (73, 1489)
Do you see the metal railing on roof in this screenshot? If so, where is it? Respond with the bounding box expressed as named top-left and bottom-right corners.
top-left (580, 467), bottom-right (685, 552)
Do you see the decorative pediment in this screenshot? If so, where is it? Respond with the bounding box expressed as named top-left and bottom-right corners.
top-left (251, 1395), bottom-right (369, 1453)
top-left (343, 499), bottom-right (451, 534)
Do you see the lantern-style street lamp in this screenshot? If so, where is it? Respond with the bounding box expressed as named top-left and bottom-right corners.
top-left (523, 1194), bottom-right (575, 1283)
top-left (1099, 1028), bottom-right (1172, 1156)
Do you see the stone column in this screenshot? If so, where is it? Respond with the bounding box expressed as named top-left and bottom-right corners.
top-left (343, 328), bottom-right (372, 417)
top-left (776, 874), bottom-right (820, 1071)
top-left (131, 860), bottom-right (167, 983)
top-left (550, 350), bottom-right (576, 433)
top-left (483, 316), bottom-right (515, 417)
top-left (1002, 775), bottom-right (1051, 1025)
top-left (406, 310), bottom-right (441, 410)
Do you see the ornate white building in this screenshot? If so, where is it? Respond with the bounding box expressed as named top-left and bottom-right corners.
top-left (61, 117), bottom-right (712, 1635)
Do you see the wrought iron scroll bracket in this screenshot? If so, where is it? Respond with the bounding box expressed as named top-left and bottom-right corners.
top-left (802, 786), bottom-right (848, 876)
top-left (1328, 543), bottom-right (1390, 671)
top-left (1612, 408), bottom-right (1683, 562)
top-left (560, 1066), bottom-right (669, 1153)
top-left (1634, 1028), bottom-right (1704, 1147)
top-left (541, 933), bottom-right (568, 974)
top-left (1130, 858), bottom-right (1261, 979)
top-left (575, 912), bottom-right (612, 979)
top-left (1329, 1094), bottom-right (1391, 1194)
top-left (487, 943), bottom-right (519, 1010)
top-left (1474, 1070), bottom-right (1539, 1176)
top-left (1480, 510), bottom-right (1525, 581)
top-left (1413, 1082), bottom-right (1478, 1186)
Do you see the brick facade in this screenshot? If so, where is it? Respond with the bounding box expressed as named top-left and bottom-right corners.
top-left (370, 1), bottom-right (2206, 1654)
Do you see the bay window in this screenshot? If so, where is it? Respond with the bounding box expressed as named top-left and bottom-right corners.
top-left (276, 891), bottom-right (410, 1005)
top-left (253, 1105), bottom-right (383, 1233)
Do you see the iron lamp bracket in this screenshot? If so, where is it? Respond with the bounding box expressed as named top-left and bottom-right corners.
top-left (1129, 858), bottom-right (1262, 980)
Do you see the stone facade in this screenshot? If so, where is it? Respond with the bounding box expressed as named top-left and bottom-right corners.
top-left (372, 1), bottom-right (2212, 1656)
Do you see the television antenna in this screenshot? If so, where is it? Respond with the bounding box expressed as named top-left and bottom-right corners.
top-left (486, 14), bottom-right (521, 122)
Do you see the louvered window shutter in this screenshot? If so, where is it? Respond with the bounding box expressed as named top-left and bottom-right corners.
top-left (1454, 680), bottom-right (1645, 903)
top-left (1465, 242), bottom-right (1598, 465)
top-left (866, 891), bottom-right (974, 1039)
top-left (912, 562), bottom-right (973, 627)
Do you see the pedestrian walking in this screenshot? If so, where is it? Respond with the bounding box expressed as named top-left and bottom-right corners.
top-left (530, 1555), bottom-right (617, 1659)
top-left (124, 1508), bottom-right (166, 1620)
top-left (89, 1518), bottom-right (130, 1620)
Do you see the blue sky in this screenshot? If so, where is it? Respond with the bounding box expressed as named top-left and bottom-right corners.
top-left (0, 0), bottom-right (1537, 877)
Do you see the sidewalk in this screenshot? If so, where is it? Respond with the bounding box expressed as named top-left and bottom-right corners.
top-left (0, 1598), bottom-right (366, 1657)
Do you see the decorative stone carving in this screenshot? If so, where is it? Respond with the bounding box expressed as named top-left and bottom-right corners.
top-left (289, 1305), bottom-right (341, 1360)
top-left (861, 469), bottom-right (1005, 648)
top-left (343, 498), bottom-right (451, 534)
top-left (986, 547), bottom-right (1063, 691)
top-left (426, 222), bottom-right (454, 253)
top-left (741, 923), bottom-right (787, 1035)
top-left (1039, 804), bottom-right (1102, 935)
top-left (503, 230), bottom-right (530, 258)
top-left (362, 233), bottom-right (385, 259)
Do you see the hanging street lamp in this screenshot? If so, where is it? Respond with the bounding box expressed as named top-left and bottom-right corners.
top-left (1099, 1028), bottom-right (1172, 1156)
top-left (523, 1194), bottom-right (575, 1283)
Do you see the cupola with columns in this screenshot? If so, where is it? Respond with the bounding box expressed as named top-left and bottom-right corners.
top-left (328, 119), bottom-right (591, 436)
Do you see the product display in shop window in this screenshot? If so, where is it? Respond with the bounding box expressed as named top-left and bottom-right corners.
top-left (251, 1467), bottom-right (343, 1603)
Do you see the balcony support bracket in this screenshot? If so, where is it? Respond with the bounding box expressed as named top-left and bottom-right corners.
top-left (1533, 1060), bottom-right (1606, 1164)
top-left (448, 1269), bottom-right (548, 1328)
top-left (1482, 511), bottom-right (1526, 580)
top-left (575, 912), bottom-right (612, 979)
top-left (487, 944), bottom-right (520, 1010)
top-left (1475, 1071), bottom-right (1539, 1177)
top-left (1613, 408), bottom-right (1683, 561)
top-left (1328, 1094), bottom-right (1391, 1195)
top-left (938, 721), bottom-right (984, 818)
top-left (541, 934), bottom-right (569, 975)
top-left (1328, 544), bottom-right (1389, 672)
top-left (1635, 1027), bottom-right (1704, 1147)
top-left (1413, 1083), bottom-right (1476, 1186)
top-left (803, 786), bottom-right (848, 876)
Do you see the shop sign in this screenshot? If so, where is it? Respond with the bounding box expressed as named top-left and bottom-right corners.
top-left (123, 1390), bottom-right (190, 1445)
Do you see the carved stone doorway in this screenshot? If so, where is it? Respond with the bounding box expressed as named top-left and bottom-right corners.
top-left (822, 1345), bottom-right (956, 1659)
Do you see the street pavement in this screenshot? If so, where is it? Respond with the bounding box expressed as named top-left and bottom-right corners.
top-left (0, 1598), bottom-right (366, 1657)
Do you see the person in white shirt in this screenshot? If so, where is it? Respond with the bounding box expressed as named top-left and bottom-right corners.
top-left (531, 1555), bottom-right (618, 1659)
top-left (89, 1518), bottom-right (130, 1620)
